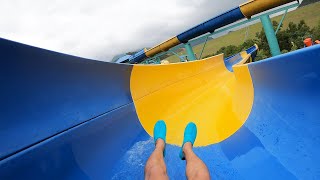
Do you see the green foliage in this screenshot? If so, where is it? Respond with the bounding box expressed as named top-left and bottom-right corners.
top-left (216, 45), bottom-right (240, 57)
top-left (210, 20), bottom-right (320, 61)
top-left (286, 20), bottom-right (313, 49)
top-left (202, 39), bottom-right (259, 59)
top-left (312, 20), bottom-right (320, 40)
top-left (202, 54), bottom-right (213, 59)
top-left (239, 39), bottom-right (258, 50)
top-left (164, 3), bottom-right (320, 63)
top-left (254, 50), bottom-right (269, 61)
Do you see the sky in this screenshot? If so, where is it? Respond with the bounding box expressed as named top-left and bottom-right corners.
top-left (0, 0), bottom-right (248, 61)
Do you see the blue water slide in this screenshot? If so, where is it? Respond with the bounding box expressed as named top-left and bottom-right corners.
top-left (177, 7), bottom-right (245, 43)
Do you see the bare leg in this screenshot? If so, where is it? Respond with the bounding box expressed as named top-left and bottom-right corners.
top-left (184, 142), bottom-right (210, 180)
top-left (145, 139), bottom-right (169, 180)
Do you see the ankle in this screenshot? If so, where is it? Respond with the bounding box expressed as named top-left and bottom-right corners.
top-left (155, 139), bottom-right (165, 150)
top-left (183, 142), bottom-right (193, 153)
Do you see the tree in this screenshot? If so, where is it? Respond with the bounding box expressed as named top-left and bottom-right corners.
top-left (216, 45), bottom-right (240, 57)
top-left (312, 20), bottom-right (320, 40)
top-left (239, 39), bottom-right (258, 50)
top-left (204, 20), bottom-right (320, 62)
top-left (286, 20), bottom-right (313, 48)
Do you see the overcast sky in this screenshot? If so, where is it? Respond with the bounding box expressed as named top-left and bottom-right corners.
top-left (0, 0), bottom-right (248, 61)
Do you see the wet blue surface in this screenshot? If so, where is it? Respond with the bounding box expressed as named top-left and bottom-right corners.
top-left (1, 40), bottom-right (320, 179)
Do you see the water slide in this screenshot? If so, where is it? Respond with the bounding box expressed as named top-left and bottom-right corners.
top-left (1, 0), bottom-right (319, 179)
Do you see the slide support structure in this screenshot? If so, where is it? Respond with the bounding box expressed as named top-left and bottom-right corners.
top-left (184, 42), bottom-right (197, 61)
top-left (275, 9), bottom-right (289, 34)
top-left (199, 36), bottom-right (210, 59)
top-left (129, 0), bottom-right (297, 63)
top-left (260, 14), bottom-right (281, 56)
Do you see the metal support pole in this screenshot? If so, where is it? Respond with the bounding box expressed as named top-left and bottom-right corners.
top-left (168, 50), bottom-right (181, 59)
top-left (260, 15), bottom-right (281, 56)
top-left (155, 57), bottom-right (161, 64)
top-left (199, 36), bottom-right (209, 59)
top-left (184, 42), bottom-right (197, 61)
top-left (275, 9), bottom-right (288, 34)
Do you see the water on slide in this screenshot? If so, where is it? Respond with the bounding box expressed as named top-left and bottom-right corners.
top-left (0, 38), bottom-right (319, 179)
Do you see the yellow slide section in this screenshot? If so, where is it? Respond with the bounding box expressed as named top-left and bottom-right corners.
top-left (130, 54), bottom-right (254, 146)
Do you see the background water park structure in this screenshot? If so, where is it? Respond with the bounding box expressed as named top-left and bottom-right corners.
top-left (138, 1), bottom-right (320, 64)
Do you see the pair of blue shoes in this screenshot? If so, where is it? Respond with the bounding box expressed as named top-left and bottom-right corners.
top-left (154, 120), bottom-right (197, 160)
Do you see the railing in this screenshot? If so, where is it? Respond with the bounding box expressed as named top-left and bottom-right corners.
top-left (133, 0), bottom-right (299, 62)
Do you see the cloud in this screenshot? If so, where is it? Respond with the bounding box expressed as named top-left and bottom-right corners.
top-left (0, 0), bottom-right (246, 61)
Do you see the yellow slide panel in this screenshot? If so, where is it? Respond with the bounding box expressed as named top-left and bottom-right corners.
top-left (130, 55), bottom-right (254, 146)
top-left (240, 51), bottom-right (252, 64)
top-left (240, 0), bottom-right (295, 18)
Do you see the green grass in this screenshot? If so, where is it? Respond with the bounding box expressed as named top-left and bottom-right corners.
top-left (165, 2), bottom-right (320, 63)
